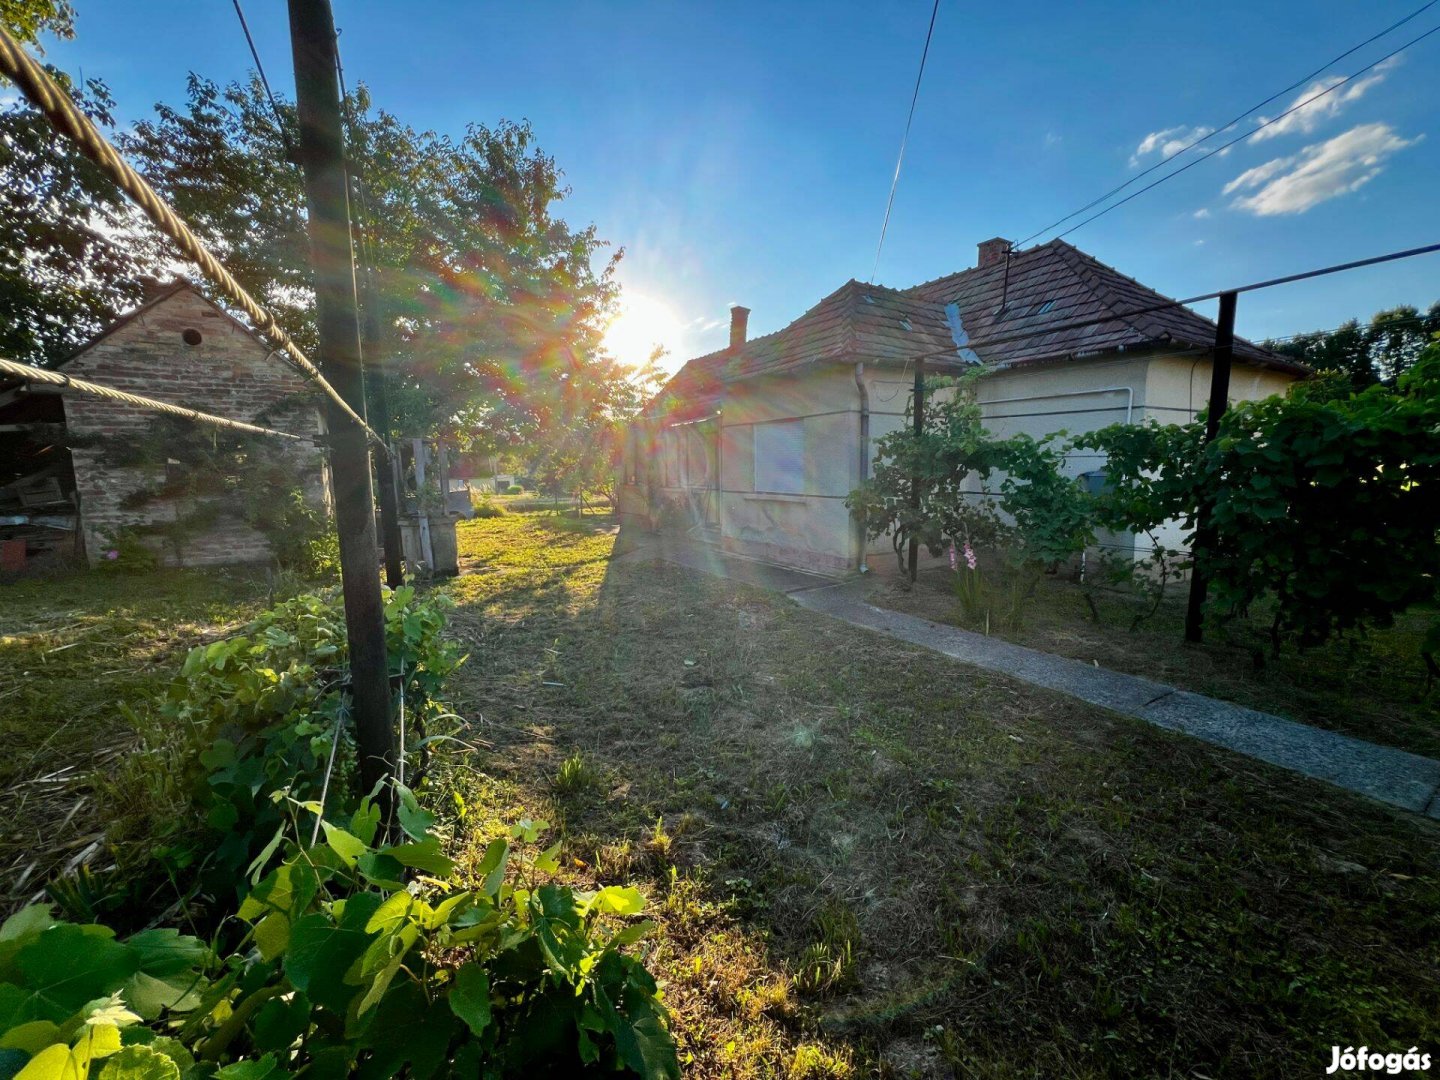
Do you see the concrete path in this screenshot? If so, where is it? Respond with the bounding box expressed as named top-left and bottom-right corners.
top-left (640, 538), bottom-right (1440, 819)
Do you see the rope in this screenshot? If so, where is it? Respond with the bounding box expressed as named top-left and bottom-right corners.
top-left (0, 356), bottom-right (308, 441)
top-left (0, 24), bottom-right (384, 449)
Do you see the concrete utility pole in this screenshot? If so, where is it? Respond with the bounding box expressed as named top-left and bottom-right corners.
top-left (288, 0), bottom-right (396, 802)
top-left (1184, 290), bottom-right (1237, 644)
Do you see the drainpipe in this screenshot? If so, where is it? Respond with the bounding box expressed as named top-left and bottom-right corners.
top-left (853, 361), bottom-right (870, 573)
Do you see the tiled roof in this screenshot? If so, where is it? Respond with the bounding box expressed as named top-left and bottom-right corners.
top-left (651, 239), bottom-right (1304, 416)
top-left (905, 239), bottom-right (1298, 371)
top-left (649, 280), bottom-right (965, 419)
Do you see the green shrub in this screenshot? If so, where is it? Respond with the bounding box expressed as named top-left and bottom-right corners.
top-left (471, 497), bottom-right (508, 519)
top-left (96, 585), bottom-right (465, 919)
top-left (1, 794), bottom-right (680, 1078)
top-left (505, 484), bottom-right (525, 495)
top-left (18, 581), bottom-right (681, 1078)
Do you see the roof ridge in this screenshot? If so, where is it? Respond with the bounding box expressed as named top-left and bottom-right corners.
top-left (1052, 242), bottom-right (1173, 344)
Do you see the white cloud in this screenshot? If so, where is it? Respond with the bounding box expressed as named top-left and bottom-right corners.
top-left (1044, 131), bottom-right (1063, 148)
top-left (1131, 124), bottom-right (1214, 166)
top-left (1224, 122), bottom-right (1421, 215)
top-left (1192, 208), bottom-right (1211, 219)
top-left (1250, 57), bottom-right (1399, 143)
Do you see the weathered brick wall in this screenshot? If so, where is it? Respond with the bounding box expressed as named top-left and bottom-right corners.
top-left (63, 287), bottom-right (329, 567)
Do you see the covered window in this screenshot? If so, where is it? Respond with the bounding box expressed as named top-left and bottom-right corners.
top-left (753, 419), bottom-right (805, 494)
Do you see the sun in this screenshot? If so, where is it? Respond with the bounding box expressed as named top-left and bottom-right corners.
top-left (603, 292), bottom-right (685, 370)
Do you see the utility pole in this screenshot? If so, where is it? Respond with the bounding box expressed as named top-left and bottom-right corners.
top-left (1184, 290), bottom-right (1237, 644)
top-left (288, 0), bottom-right (396, 803)
top-left (907, 357), bottom-right (926, 582)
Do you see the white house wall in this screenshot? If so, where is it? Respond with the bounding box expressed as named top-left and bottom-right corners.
top-left (639, 351), bottom-right (1298, 577)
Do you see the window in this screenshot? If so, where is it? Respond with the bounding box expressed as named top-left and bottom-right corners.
top-left (753, 419), bottom-right (805, 494)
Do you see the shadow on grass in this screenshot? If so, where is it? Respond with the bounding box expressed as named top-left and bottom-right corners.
top-left (442, 514), bottom-right (1440, 1079)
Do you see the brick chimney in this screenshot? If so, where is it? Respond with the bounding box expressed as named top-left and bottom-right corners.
top-left (977, 237), bottom-right (1013, 269)
top-left (729, 305), bottom-right (750, 349)
top-left (138, 275), bottom-right (170, 302)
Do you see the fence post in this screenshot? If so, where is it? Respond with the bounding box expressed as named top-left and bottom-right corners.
top-left (287, 0), bottom-right (396, 807)
top-left (907, 357), bottom-right (926, 581)
top-left (1184, 290), bottom-right (1237, 644)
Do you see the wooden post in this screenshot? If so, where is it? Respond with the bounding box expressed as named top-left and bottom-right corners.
top-left (1184, 290), bottom-right (1237, 644)
top-left (907, 357), bottom-right (925, 582)
top-left (412, 437), bottom-right (434, 568)
top-left (358, 253), bottom-right (405, 590)
top-left (287, 0), bottom-right (396, 806)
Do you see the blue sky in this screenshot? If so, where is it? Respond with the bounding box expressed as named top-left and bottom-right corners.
top-left (40, 0), bottom-right (1440, 372)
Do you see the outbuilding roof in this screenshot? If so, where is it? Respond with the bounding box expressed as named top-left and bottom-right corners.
top-left (650, 239), bottom-right (1304, 418)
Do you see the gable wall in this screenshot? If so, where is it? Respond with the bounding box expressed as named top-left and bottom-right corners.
top-left (63, 289), bottom-right (328, 567)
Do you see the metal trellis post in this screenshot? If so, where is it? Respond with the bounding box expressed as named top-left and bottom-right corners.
top-left (1184, 290), bottom-right (1237, 644)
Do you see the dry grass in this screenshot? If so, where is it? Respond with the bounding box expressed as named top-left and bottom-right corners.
top-left (4, 514), bottom-right (1436, 1077)
top-left (867, 562), bottom-right (1440, 760)
top-left (441, 513), bottom-right (1440, 1078)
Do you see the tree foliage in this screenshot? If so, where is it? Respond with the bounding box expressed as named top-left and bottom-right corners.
top-left (0, 0), bottom-right (73, 48)
top-left (0, 74), bottom-right (161, 365)
top-left (1264, 300), bottom-right (1440, 389)
top-left (119, 77), bottom-right (631, 451)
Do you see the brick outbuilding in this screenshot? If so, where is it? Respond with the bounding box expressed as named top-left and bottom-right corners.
top-left (56, 281), bottom-right (328, 566)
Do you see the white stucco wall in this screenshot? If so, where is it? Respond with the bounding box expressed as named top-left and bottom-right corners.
top-left (637, 350), bottom-right (1300, 577)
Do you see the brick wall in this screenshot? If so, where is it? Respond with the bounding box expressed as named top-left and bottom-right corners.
top-left (63, 286), bottom-right (329, 568)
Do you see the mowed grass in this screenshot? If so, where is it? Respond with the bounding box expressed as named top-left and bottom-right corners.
top-left (0, 567), bottom-right (290, 906)
top-left (442, 513), bottom-right (1440, 1079)
top-left (865, 563), bottom-right (1440, 760)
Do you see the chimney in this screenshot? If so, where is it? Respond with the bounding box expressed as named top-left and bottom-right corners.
top-left (729, 304), bottom-right (750, 350)
top-left (138, 275), bottom-right (169, 302)
top-left (977, 237), bottom-right (1013, 270)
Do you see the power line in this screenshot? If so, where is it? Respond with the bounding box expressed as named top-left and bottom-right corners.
top-left (1048, 24), bottom-right (1440, 243)
top-left (870, 0), bottom-right (941, 283)
top-left (0, 23), bottom-right (385, 449)
top-left (1016, 0), bottom-right (1440, 247)
top-left (0, 356), bottom-right (308, 440)
top-left (230, 0), bottom-right (298, 161)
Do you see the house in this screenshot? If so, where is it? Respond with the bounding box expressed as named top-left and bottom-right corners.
top-left (0, 280), bottom-right (328, 569)
top-left (620, 238), bottom-right (1306, 575)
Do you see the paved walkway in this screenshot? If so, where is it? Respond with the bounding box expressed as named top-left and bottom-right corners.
top-left (635, 537), bottom-right (1440, 819)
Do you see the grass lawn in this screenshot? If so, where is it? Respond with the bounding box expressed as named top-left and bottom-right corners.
top-left (3, 513), bottom-right (1438, 1078)
top-left (441, 513), bottom-right (1440, 1078)
top-left (0, 567), bottom-right (288, 906)
top-left (863, 561), bottom-right (1440, 762)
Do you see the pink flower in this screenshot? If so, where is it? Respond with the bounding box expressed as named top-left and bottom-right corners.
top-left (105, 549), bottom-right (119, 561)
top-left (948, 543), bottom-right (958, 571)
top-left (963, 542), bottom-right (977, 571)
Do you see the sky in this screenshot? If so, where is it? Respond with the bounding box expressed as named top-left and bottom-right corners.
top-left (37, 0), bottom-right (1440, 373)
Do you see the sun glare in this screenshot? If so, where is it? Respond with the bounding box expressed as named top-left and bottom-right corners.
top-left (603, 292), bottom-right (685, 370)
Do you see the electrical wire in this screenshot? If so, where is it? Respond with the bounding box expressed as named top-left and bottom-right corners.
top-left (1044, 23), bottom-right (1440, 244)
top-left (0, 23), bottom-right (386, 449)
top-left (0, 356), bottom-right (309, 440)
top-left (883, 241), bottom-right (1440, 369)
top-left (870, 0), bottom-right (941, 283)
top-left (1016, 0), bottom-right (1440, 247)
top-left (230, 0), bottom-right (298, 161)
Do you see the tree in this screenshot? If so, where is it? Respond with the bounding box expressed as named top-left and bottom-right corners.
top-left (0, 0), bottom-right (74, 48)
top-left (0, 73), bottom-right (163, 366)
top-left (1264, 300), bottom-right (1440, 389)
top-left (526, 347), bottom-right (665, 508)
top-left (120, 77), bottom-right (627, 450)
